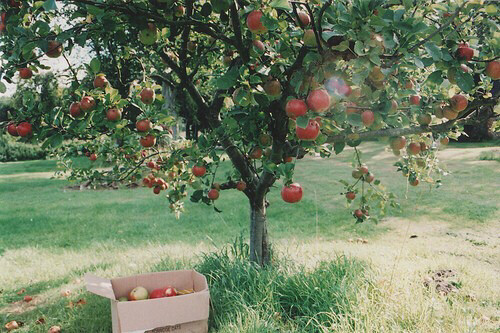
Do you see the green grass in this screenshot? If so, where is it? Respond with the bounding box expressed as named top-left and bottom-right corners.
top-left (0, 142), bottom-right (498, 332)
top-left (0, 159), bottom-right (57, 175)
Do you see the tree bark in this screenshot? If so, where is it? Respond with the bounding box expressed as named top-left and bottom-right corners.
top-left (249, 197), bottom-right (270, 265)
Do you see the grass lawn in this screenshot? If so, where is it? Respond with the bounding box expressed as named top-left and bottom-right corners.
top-left (0, 142), bottom-right (498, 332)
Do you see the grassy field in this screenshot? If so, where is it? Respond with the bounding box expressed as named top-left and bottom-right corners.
top-left (0, 142), bottom-right (499, 332)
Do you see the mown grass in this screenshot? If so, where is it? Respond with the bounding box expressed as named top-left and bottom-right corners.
top-left (0, 142), bottom-right (498, 332)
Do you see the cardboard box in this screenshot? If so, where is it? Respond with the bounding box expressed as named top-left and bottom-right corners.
top-left (85, 270), bottom-right (210, 333)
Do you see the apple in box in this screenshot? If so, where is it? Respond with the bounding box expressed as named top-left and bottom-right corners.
top-left (128, 286), bottom-right (149, 301)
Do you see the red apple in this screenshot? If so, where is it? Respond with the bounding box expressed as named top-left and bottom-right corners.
top-left (128, 286), bottom-right (149, 301)
top-left (409, 95), bottom-right (421, 106)
top-left (247, 10), bottom-right (267, 34)
top-left (140, 134), bottom-right (156, 147)
top-left (192, 165), bottom-right (206, 177)
top-left (390, 136), bottom-right (406, 150)
top-left (16, 122), bottom-right (32, 137)
top-left (46, 40), bottom-right (63, 58)
top-left (364, 173), bottom-right (375, 183)
top-left (93, 74), bottom-right (108, 89)
top-left (136, 119), bottom-right (152, 132)
top-left (297, 11), bottom-right (310, 26)
top-left (354, 209), bottom-right (364, 219)
top-left (208, 189), bottom-right (219, 200)
top-left (19, 67), bottom-right (32, 79)
top-left (236, 181), bottom-right (246, 191)
top-left (80, 96), bottom-right (96, 111)
top-left (336, 83), bottom-right (352, 97)
top-left (249, 147), bottom-right (263, 159)
top-left (285, 99), bottom-right (307, 119)
top-left (140, 88), bottom-right (155, 104)
top-left (69, 102), bottom-right (83, 118)
top-left (443, 106), bottom-right (458, 120)
top-left (164, 286), bottom-right (177, 297)
top-left (449, 94), bottom-right (467, 112)
top-left (485, 61), bottom-right (500, 80)
top-left (7, 123), bottom-right (18, 136)
top-left (410, 179), bottom-right (419, 186)
top-left (175, 5), bottom-right (185, 17)
top-left (9, 0), bottom-right (21, 7)
top-left (306, 89), bottom-right (330, 112)
top-left (89, 153), bottom-right (97, 161)
top-left (407, 142), bottom-right (421, 155)
top-left (147, 161), bottom-right (156, 169)
top-left (404, 79), bottom-right (415, 90)
top-left (263, 79), bottom-right (281, 97)
top-left (456, 43), bottom-right (474, 62)
top-left (361, 110), bottom-right (375, 126)
top-left (252, 39), bottom-right (265, 52)
top-left (346, 191), bottom-right (356, 200)
top-left (296, 119), bottom-right (320, 141)
top-left (106, 108), bottom-right (122, 121)
top-left (359, 165), bottom-right (369, 174)
top-left (417, 113), bottom-right (432, 126)
top-left (440, 137), bottom-right (449, 145)
top-left (153, 186), bottom-right (162, 194)
top-left (281, 183), bottom-right (303, 203)
top-left (4, 321), bottom-right (19, 331)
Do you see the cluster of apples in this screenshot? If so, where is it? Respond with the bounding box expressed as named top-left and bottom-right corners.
top-left (123, 285), bottom-right (182, 302)
top-left (351, 165), bottom-right (375, 184)
top-left (285, 88), bottom-right (331, 141)
top-left (6, 122), bottom-right (32, 137)
top-left (434, 94), bottom-right (468, 120)
top-left (143, 173), bottom-right (168, 195)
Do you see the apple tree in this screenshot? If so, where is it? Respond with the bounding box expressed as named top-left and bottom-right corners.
top-left (1, 0), bottom-right (498, 264)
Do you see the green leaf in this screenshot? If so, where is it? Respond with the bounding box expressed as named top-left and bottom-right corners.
top-left (261, 16), bottom-right (279, 31)
top-left (49, 133), bottom-right (63, 148)
top-left (424, 42), bottom-right (442, 61)
top-left (394, 9), bottom-right (405, 21)
top-left (334, 142), bottom-right (345, 155)
top-left (369, 51), bottom-right (381, 65)
top-left (347, 113), bottom-right (362, 126)
top-left (456, 70), bottom-right (475, 92)
top-left (354, 41), bottom-right (365, 55)
top-left (427, 70), bottom-right (443, 85)
top-left (402, 0), bottom-right (412, 10)
top-left (216, 67), bottom-right (239, 89)
top-left (270, 0), bottom-right (291, 11)
top-left (190, 190), bottom-right (203, 203)
top-left (42, 0), bottom-right (57, 11)
top-left (296, 116), bottom-right (309, 129)
top-left (0, 81), bottom-right (6, 94)
top-left (89, 58), bottom-right (101, 74)
top-left (414, 57), bottom-right (424, 68)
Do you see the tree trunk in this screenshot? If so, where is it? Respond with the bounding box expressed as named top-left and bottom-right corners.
top-left (249, 197), bottom-right (270, 265)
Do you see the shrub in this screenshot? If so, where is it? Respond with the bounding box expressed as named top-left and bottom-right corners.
top-left (0, 135), bottom-right (47, 162)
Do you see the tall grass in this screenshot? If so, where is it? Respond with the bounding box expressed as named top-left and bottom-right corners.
top-left (192, 238), bottom-right (368, 332)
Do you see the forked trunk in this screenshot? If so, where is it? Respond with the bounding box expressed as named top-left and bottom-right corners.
top-left (249, 197), bottom-right (270, 265)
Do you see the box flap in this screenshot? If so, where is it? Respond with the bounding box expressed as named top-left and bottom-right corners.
top-left (117, 290), bottom-right (210, 332)
top-left (84, 274), bottom-right (116, 300)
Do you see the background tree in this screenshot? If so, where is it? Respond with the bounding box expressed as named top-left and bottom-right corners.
top-left (0, 0), bottom-right (498, 264)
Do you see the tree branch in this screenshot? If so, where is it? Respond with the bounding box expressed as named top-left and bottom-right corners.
top-left (326, 97), bottom-right (498, 143)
